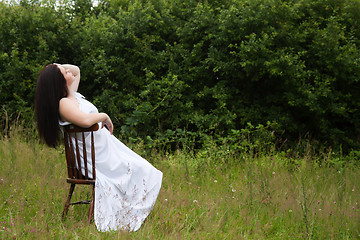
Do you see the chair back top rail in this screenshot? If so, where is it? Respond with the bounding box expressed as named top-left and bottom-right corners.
top-left (64, 124), bottom-right (99, 133)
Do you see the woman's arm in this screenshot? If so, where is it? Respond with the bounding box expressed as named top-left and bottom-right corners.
top-left (59, 98), bottom-right (113, 134)
top-left (62, 64), bottom-right (81, 92)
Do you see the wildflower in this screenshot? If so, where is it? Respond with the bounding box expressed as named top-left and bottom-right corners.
top-left (289, 209), bottom-right (292, 213)
top-left (0, 179), bottom-right (3, 181)
top-left (352, 206), bottom-right (355, 210)
top-left (317, 201), bottom-right (320, 204)
top-left (228, 184), bottom-right (236, 192)
top-left (193, 200), bottom-right (198, 203)
top-left (164, 199), bottom-right (168, 202)
top-left (272, 171), bottom-right (275, 175)
top-left (334, 201), bottom-right (337, 204)
top-left (214, 180), bottom-right (217, 183)
top-left (319, 208), bottom-right (322, 211)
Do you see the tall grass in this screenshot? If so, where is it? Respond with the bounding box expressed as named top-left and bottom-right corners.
top-left (0, 124), bottom-right (360, 239)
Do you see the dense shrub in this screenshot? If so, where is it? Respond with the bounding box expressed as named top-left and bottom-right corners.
top-left (1, 0), bottom-right (360, 153)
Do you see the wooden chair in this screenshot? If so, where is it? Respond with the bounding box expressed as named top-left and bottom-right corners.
top-left (61, 123), bottom-right (99, 224)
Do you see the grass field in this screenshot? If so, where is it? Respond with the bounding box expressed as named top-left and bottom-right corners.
top-left (1, 126), bottom-right (360, 239)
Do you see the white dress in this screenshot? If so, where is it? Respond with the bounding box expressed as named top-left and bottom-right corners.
top-left (60, 92), bottom-right (163, 232)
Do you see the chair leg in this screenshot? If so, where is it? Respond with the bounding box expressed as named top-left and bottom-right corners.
top-left (88, 184), bottom-right (95, 224)
top-left (62, 183), bottom-right (75, 221)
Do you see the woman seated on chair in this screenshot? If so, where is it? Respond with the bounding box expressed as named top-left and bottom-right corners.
top-left (35, 63), bottom-right (163, 232)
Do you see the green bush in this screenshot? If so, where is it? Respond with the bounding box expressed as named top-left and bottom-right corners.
top-left (1, 0), bottom-right (360, 153)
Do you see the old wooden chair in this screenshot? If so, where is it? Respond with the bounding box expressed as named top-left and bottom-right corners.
top-left (61, 123), bottom-right (99, 224)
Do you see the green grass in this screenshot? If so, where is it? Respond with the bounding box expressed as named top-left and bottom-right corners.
top-left (1, 126), bottom-right (360, 239)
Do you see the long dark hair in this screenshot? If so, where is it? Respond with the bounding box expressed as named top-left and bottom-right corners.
top-left (35, 64), bottom-right (68, 147)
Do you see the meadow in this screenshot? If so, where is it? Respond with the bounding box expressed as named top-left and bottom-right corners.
top-left (1, 125), bottom-right (360, 239)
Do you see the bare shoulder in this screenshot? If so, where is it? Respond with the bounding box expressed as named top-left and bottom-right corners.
top-left (59, 97), bottom-right (78, 110)
top-left (60, 97), bottom-right (73, 106)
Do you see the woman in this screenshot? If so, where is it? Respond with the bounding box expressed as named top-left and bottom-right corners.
top-left (35, 63), bottom-right (163, 232)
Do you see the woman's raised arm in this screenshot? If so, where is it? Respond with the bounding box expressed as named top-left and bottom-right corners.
top-left (61, 64), bottom-right (81, 92)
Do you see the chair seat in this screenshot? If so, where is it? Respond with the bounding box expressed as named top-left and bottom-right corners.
top-left (66, 178), bottom-right (95, 185)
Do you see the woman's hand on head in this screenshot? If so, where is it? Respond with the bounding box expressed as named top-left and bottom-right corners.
top-left (102, 115), bottom-right (114, 134)
top-left (52, 63), bottom-right (80, 92)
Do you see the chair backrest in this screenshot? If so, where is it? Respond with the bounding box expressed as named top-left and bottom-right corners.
top-left (63, 124), bottom-right (99, 183)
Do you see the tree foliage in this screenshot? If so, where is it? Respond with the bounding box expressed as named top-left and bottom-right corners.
top-left (1, 0), bottom-right (360, 152)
